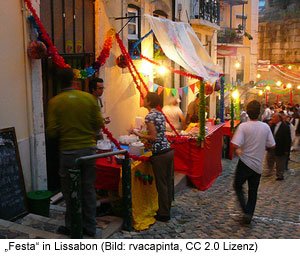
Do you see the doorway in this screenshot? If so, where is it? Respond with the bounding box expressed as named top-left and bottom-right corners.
top-left (40, 0), bottom-right (95, 191)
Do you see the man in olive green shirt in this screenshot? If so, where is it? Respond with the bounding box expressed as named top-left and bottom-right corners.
top-left (47, 68), bottom-right (103, 237)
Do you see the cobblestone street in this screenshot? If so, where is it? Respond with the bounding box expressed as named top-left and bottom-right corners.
top-left (111, 152), bottom-right (300, 239)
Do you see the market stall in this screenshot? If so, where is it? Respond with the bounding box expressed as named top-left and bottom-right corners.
top-left (167, 123), bottom-right (224, 191)
top-left (94, 152), bottom-right (158, 231)
top-left (222, 120), bottom-right (240, 160)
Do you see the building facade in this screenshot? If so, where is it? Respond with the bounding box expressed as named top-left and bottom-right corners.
top-left (0, 0), bottom-right (221, 191)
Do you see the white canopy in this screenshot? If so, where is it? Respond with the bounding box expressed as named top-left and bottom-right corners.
top-left (145, 14), bottom-right (221, 83)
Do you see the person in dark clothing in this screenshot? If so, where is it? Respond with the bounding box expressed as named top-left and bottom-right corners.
top-left (130, 92), bottom-right (174, 222)
top-left (265, 113), bottom-right (291, 180)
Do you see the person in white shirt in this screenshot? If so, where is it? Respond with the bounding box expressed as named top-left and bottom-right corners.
top-left (261, 104), bottom-right (272, 122)
top-left (162, 97), bottom-right (186, 131)
top-left (231, 100), bottom-right (275, 225)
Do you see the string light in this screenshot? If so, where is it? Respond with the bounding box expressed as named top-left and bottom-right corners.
top-left (276, 81), bottom-right (282, 86)
top-left (234, 61), bottom-right (241, 69)
top-left (232, 90), bottom-right (239, 99)
top-left (287, 83), bottom-right (292, 89)
top-left (265, 86), bottom-right (271, 91)
top-left (256, 73), bottom-right (261, 79)
top-left (297, 85), bottom-right (300, 90)
top-left (157, 65), bottom-right (168, 75)
top-left (140, 60), bottom-right (152, 75)
top-left (258, 90), bottom-right (263, 96)
top-left (288, 65), bottom-right (292, 70)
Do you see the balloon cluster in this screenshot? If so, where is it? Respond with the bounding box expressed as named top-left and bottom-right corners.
top-left (27, 40), bottom-right (47, 59)
top-left (25, 0), bottom-right (70, 68)
top-left (135, 170), bottom-right (154, 185)
top-left (26, 0), bottom-right (115, 79)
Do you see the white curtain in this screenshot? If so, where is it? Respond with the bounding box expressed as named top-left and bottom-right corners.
top-left (145, 14), bottom-right (221, 83)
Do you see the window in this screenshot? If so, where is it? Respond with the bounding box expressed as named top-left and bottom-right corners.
top-left (217, 58), bottom-right (225, 74)
top-left (128, 5), bottom-right (140, 59)
top-left (205, 35), bottom-right (212, 56)
top-left (236, 57), bottom-right (244, 84)
top-left (40, 0), bottom-right (94, 54)
top-left (128, 7), bottom-right (138, 40)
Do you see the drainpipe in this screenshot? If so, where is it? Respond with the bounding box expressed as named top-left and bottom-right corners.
top-left (21, 0), bottom-right (47, 190)
top-left (21, 0), bottom-right (34, 189)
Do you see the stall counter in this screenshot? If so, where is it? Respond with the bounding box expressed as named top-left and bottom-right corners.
top-left (95, 152), bottom-right (158, 231)
top-left (167, 123), bottom-right (224, 191)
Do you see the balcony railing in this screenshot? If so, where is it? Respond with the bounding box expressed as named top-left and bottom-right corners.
top-left (217, 27), bottom-right (243, 44)
top-left (191, 0), bottom-right (220, 25)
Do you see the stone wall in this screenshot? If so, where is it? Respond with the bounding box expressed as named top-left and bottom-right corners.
top-left (258, 19), bottom-right (300, 63)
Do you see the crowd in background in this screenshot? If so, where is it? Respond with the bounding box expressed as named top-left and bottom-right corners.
top-left (243, 102), bottom-right (300, 152)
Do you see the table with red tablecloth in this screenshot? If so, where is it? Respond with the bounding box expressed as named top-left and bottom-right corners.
top-left (94, 153), bottom-right (158, 231)
top-left (222, 120), bottom-right (240, 159)
top-left (167, 123), bottom-right (224, 191)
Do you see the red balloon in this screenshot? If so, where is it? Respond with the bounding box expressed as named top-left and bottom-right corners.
top-left (27, 40), bottom-right (47, 59)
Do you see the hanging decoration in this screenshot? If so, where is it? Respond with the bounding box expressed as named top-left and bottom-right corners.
top-left (95, 29), bottom-right (115, 68)
top-left (219, 77), bottom-right (225, 123)
top-left (230, 94), bottom-right (235, 132)
top-left (116, 54), bottom-right (128, 68)
top-left (74, 29), bottom-right (115, 79)
top-left (26, 1), bottom-right (115, 79)
top-left (27, 40), bottom-right (47, 59)
top-left (24, 0), bottom-right (70, 68)
top-left (205, 83), bottom-right (214, 95)
top-left (116, 33), bottom-right (148, 98)
top-left (134, 171), bottom-right (153, 185)
top-left (140, 54), bottom-right (203, 81)
top-left (198, 81), bottom-right (206, 143)
top-left (102, 127), bottom-right (150, 162)
top-left (214, 80), bottom-right (221, 91)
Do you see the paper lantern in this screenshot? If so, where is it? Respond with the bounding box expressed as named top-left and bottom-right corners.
top-left (27, 40), bottom-right (47, 59)
top-left (205, 84), bottom-right (214, 95)
top-left (116, 54), bottom-right (128, 68)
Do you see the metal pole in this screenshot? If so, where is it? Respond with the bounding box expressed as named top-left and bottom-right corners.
top-left (69, 150), bottom-right (128, 238)
top-left (220, 76), bottom-right (225, 123)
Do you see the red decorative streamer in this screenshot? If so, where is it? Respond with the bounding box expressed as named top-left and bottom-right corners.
top-left (157, 106), bottom-right (180, 137)
top-left (95, 29), bottom-right (115, 68)
top-left (272, 64), bottom-right (300, 78)
top-left (102, 127), bottom-right (150, 162)
top-left (115, 34), bottom-right (149, 95)
top-left (140, 54), bottom-right (204, 81)
top-left (24, 0), bottom-right (70, 68)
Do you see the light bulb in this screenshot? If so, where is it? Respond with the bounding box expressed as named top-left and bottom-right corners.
top-left (232, 90), bottom-right (239, 99)
top-left (276, 81), bottom-right (282, 86)
top-left (140, 60), bottom-right (152, 75)
top-left (287, 83), bottom-right (292, 89)
top-left (157, 66), bottom-right (168, 75)
top-left (234, 61), bottom-right (241, 69)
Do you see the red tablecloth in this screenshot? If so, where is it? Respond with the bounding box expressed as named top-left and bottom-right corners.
top-left (95, 157), bottom-right (121, 191)
top-left (168, 124), bottom-right (224, 191)
top-left (222, 120), bottom-right (240, 136)
top-left (222, 120), bottom-right (240, 159)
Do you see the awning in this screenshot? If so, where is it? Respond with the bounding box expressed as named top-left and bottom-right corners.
top-left (217, 45), bottom-right (237, 57)
top-left (145, 14), bottom-right (221, 83)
